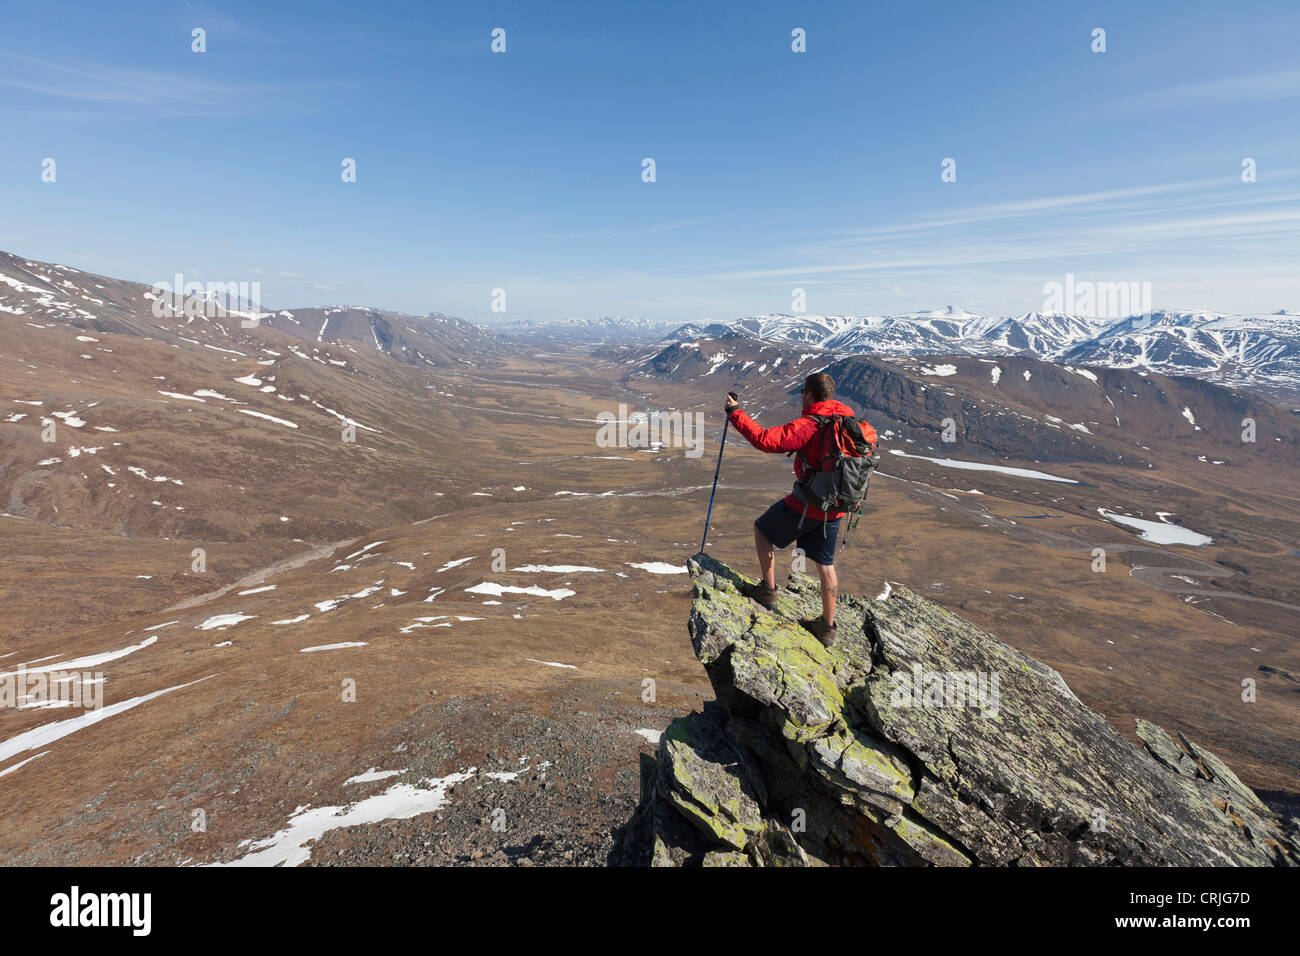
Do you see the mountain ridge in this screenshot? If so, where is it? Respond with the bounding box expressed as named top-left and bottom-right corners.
top-left (664, 308), bottom-right (1300, 402)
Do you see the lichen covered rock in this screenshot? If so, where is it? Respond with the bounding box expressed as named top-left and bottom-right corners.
top-left (613, 554), bottom-right (1300, 867)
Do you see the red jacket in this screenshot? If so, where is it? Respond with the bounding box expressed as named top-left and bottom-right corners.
top-left (728, 399), bottom-right (877, 521)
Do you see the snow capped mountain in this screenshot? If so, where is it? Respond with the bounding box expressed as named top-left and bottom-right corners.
top-left (665, 307), bottom-right (1300, 401)
top-left (972, 312), bottom-right (1114, 355)
top-left (499, 315), bottom-right (676, 344)
top-left (681, 311), bottom-right (980, 354)
top-left (665, 320), bottom-right (758, 342)
top-left (1060, 311), bottom-right (1300, 398)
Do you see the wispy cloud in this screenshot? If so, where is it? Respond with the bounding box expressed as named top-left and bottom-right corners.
top-left (0, 51), bottom-right (342, 116)
top-left (1117, 67), bottom-right (1300, 112)
top-left (815, 177), bottom-right (1239, 249)
top-left (542, 213), bottom-right (731, 240)
top-left (704, 179), bottom-right (1300, 282)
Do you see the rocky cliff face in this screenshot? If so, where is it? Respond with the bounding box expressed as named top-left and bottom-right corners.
top-left (613, 555), bottom-right (1300, 866)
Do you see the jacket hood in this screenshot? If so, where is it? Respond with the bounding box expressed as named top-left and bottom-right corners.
top-left (806, 398), bottom-right (855, 417)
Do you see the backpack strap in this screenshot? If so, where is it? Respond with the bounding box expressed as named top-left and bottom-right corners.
top-left (794, 414), bottom-right (836, 472)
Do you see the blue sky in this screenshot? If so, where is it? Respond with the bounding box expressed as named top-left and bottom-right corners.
top-left (1, 0), bottom-right (1298, 323)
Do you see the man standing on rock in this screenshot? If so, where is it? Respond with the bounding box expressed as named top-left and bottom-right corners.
top-left (724, 372), bottom-right (876, 646)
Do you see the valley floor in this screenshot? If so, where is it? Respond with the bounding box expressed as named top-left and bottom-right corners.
top-left (2, 351), bottom-right (1297, 865)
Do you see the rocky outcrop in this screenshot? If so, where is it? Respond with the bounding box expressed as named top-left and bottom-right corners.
top-left (613, 555), bottom-right (1300, 866)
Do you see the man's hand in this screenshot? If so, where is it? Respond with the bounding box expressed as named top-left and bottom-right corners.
top-left (724, 392), bottom-right (740, 416)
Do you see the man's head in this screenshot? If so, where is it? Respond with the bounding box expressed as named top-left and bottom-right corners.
top-left (801, 372), bottom-right (835, 411)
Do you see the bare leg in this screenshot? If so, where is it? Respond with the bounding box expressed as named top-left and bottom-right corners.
top-left (754, 524), bottom-right (776, 589)
top-left (815, 562), bottom-right (838, 625)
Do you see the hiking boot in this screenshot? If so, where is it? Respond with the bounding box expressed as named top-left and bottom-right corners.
top-left (800, 617), bottom-right (837, 647)
top-left (740, 581), bottom-right (778, 610)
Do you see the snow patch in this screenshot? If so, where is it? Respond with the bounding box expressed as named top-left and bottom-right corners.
top-left (626, 562), bottom-right (687, 574)
top-left (1097, 509), bottom-right (1211, 546)
top-left (197, 613), bottom-right (255, 631)
top-left (465, 583), bottom-right (575, 601)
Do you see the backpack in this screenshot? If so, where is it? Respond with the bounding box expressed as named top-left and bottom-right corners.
top-left (791, 414), bottom-right (878, 525)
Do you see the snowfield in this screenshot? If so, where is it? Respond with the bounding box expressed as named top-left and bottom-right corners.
top-left (238, 409), bottom-right (299, 428)
top-left (207, 769), bottom-right (479, 867)
top-left (1097, 509), bottom-right (1212, 546)
top-left (465, 582), bottom-right (575, 601)
top-left (888, 449), bottom-right (1079, 484)
top-left (0, 677), bottom-right (212, 767)
top-left (626, 562), bottom-right (687, 574)
top-left (197, 613), bottom-right (255, 630)
top-left (511, 564), bottom-right (603, 573)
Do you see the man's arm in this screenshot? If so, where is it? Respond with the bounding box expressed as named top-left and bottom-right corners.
top-left (727, 405), bottom-right (817, 454)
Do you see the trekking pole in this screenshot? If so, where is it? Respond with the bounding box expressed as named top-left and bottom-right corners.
top-left (697, 391), bottom-right (738, 556)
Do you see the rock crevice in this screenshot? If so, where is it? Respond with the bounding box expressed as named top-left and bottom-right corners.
top-left (613, 554), bottom-right (1300, 866)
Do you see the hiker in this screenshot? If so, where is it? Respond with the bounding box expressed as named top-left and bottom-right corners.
top-left (724, 372), bottom-right (877, 646)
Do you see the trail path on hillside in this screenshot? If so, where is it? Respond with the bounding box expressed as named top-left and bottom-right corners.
top-left (160, 537), bottom-right (357, 613)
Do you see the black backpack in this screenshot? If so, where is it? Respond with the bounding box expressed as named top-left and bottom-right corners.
top-left (791, 414), bottom-right (879, 526)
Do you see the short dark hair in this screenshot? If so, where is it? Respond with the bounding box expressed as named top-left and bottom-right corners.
top-left (803, 372), bottom-right (835, 403)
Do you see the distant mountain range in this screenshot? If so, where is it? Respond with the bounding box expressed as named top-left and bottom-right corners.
top-left (666, 307), bottom-right (1300, 403)
top-left (5, 246), bottom-right (1296, 403)
top-left (497, 315), bottom-right (675, 344)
